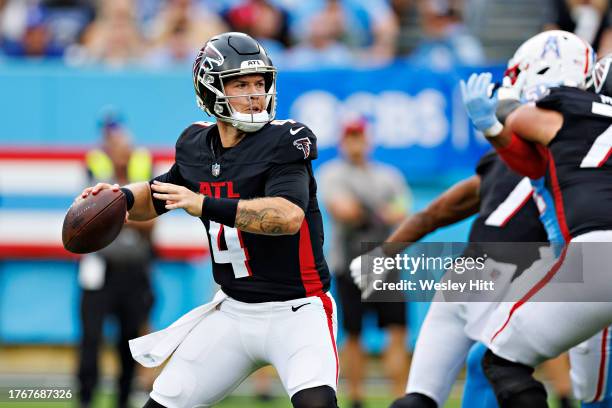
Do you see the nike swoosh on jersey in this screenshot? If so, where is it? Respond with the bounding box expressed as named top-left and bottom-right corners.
top-left (291, 302), bottom-right (310, 312)
top-left (290, 126), bottom-right (305, 135)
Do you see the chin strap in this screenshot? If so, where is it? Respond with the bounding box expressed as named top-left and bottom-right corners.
top-left (230, 111), bottom-right (270, 132)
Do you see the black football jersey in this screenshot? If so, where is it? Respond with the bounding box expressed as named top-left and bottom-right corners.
top-left (151, 120), bottom-right (330, 303)
top-left (536, 86), bottom-right (612, 238)
top-left (467, 151), bottom-right (548, 267)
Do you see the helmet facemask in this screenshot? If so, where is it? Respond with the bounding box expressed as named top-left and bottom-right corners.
top-left (213, 69), bottom-right (277, 133)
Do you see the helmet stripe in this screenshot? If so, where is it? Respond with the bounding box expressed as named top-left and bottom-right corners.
top-left (585, 45), bottom-right (590, 75)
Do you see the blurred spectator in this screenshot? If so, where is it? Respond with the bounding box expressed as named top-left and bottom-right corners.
top-left (78, 108), bottom-right (155, 408)
top-left (318, 117), bottom-right (411, 408)
top-left (41, 0), bottom-right (96, 52)
top-left (0, 0), bottom-right (36, 45)
top-left (147, 0), bottom-right (227, 53)
top-left (2, 5), bottom-right (65, 58)
top-left (543, 0), bottom-right (612, 54)
top-left (223, 0), bottom-right (291, 52)
top-left (135, 0), bottom-right (163, 28)
top-left (290, 0), bottom-right (400, 65)
top-left (75, 0), bottom-right (145, 67)
top-left (0, 0), bottom-right (6, 40)
top-left (409, 0), bottom-right (485, 70)
top-left (284, 12), bottom-right (354, 68)
top-left (145, 15), bottom-right (197, 67)
top-left (389, 0), bottom-right (418, 56)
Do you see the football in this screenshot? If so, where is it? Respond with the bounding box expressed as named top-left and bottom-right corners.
top-left (62, 189), bottom-right (127, 254)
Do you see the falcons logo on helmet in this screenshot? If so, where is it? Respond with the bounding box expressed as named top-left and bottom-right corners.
top-left (202, 43), bottom-right (224, 71)
top-left (293, 137), bottom-right (312, 159)
top-left (193, 43), bottom-right (224, 79)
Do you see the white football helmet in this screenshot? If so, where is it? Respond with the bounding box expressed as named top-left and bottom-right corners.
top-left (504, 30), bottom-right (596, 100)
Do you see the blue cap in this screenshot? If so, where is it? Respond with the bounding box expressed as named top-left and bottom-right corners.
top-left (97, 106), bottom-right (125, 132)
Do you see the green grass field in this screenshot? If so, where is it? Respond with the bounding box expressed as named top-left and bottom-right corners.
top-left (0, 391), bottom-right (568, 407)
top-left (219, 395), bottom-right (457, 408)
top-left (0, 393), bottom-right (461, 408)
top-left (0, 346), bottom-right (574, 408)
top-left (217, 395), bottom-right (462, 408)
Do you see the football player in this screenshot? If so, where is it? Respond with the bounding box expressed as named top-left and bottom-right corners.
top-left (350, 147), bottom-right (551, 408)
top-left (463, 33), bottom-right (612, 408)
top-left (354, 30), bottom-right (600, 408)
top-left (468, 30), bottom-right (612, 408)
top-left (78, 32), bottom-right (338, 408)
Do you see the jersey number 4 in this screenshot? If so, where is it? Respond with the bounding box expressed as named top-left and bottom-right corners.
top-left (580, 102), bottom-right (612, 168)
top-left (208, 221), bottom-right (251, 278)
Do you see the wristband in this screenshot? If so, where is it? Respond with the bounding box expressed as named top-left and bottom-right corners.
top-left (483, 121), bottom-right (504, 137)
top-left (202, 196), bottom-right (239, 227)
top-left (120, 187), bottom-right (135, 210)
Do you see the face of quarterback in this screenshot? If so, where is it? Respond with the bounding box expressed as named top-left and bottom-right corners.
top-left (224, 74), bottom-right (266, 115)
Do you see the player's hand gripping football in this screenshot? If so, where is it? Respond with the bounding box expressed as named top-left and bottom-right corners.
top-left (76, 183), bottom-right (128, 222)
top-left (78, 182), bottom-right (120, 201)
top-left (151, 180), bottom-right (204, 217)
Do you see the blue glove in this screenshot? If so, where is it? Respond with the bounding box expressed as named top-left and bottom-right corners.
top-left (460, 72), bottom-right (500, 133)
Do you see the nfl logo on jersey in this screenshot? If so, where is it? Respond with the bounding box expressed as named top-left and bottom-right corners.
top-left (211, 163), bottom-right (221, 177)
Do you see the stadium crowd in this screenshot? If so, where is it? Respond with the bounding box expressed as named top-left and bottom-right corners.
top-left (4, 0), bottom-right (608, 69)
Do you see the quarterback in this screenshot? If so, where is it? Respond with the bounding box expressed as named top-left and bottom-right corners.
top-left (78, 32), bottom-right (338, 408)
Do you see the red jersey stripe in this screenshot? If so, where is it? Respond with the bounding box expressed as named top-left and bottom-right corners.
top-left (299, 220), bottom-right (323, 297)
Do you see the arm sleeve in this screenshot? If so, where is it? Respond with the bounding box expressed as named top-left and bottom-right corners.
top-left (148, 163), bottom-right (185, 215)
top-left (264, 162), bottom-right (310, 212)
top-left (496, 133), bottom-right (549, 179)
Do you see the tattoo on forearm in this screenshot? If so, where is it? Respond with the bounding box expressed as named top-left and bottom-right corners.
top-left (235, 207), bottom-right (290, 235)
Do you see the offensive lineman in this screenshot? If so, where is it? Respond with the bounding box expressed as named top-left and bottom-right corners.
top-left (470, 31), bottom-right (612, 408)
top-left (353, 30), bottom-right (604, 408)
top-left (78, 32), bottom-right (339, 408)
top-left (461, 34), bottom-right (612, 408)
top-left (351, 149), bottom-right (551, 408)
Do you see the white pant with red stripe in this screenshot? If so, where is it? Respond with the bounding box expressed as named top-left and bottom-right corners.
top-left (405, 257), bottom-right (519, 405)
top-left (570, 326), bottom-right (612, 403)
top-left (405, 301), bottom-right (474, 405)
top-left (149, 292), bottom-right (338, 408)
top-left (483, 231), bottom-right (612, 368)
